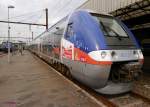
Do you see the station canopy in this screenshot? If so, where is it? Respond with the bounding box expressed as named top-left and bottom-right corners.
top-left (110, 0), bottom-right (150, 40)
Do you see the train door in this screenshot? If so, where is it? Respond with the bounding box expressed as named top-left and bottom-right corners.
top-left (61, 22), bottom-right (75, 62)
top-left (61, 38), bottom-right (74, 61)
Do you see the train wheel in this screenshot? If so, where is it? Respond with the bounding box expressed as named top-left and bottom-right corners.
top-left (61, 65), bottom-right (66, 75)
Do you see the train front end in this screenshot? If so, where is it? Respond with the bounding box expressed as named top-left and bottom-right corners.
top-left (89, 13), bottom-right (144, 94)
top-left (63, 10), bottom-right (144, 94)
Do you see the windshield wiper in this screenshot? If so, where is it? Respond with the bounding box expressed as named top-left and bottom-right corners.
top-left (99, 22), bottom-right (122, 40)
top-left (106, 27), bottom-right (123, 40)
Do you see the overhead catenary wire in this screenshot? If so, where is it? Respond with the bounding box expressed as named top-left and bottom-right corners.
top-left (46, 0), bottom-right (74, 27)
top-left (47, 0), bottom-right (86, 26)
top-left (34, 0), bottom-right (87, 40)
top-left (0, 9), bottom-right (45, 21)
top-left (18, 11), bottom-right (44, 24)
top-left (48, 0), bottom-right (73, 21)
top-left (0, 8), bottom-right (46, 43)
top-left (0, 9), bottom-right (46, 41)
top-left (12, 11), bottom-right (44, 24)
top-left (31, 11), bottom-right (45, 24)
top-left (0, 0), bottom-right (87, 41)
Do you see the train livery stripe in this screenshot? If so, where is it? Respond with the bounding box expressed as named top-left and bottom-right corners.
top-left (74, 48), bottom-right (112, 65)
top-left (61, 38), bottom-right (112, 65)
top-left (139, 59), bottom-right (144, 64)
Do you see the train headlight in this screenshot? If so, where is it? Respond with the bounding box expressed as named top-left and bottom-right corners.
top-left (101, 51), bottom-right (107, 59)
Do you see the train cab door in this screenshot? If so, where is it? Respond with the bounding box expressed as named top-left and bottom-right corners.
top-left (61, 22), bottom-right (74, 62)
top-left (61, 38), bottom-right (74, 62)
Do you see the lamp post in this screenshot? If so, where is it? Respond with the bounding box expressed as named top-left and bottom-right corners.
top-left (8, 5), bottom-right (15, 63)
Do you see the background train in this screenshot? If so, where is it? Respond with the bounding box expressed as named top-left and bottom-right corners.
top-left (0, 41), bottom-right (14, 53)
top-left (29, 10), bottom-right (144, 94)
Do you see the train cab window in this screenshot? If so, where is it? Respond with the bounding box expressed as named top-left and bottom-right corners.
top-left (94, 16), bottom-right (129, 38)
top-left (65, 22), bottom-right (75, 42)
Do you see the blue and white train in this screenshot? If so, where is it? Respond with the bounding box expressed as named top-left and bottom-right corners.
top-left (0, 41), bottom-right (14, 52)
top-left (30, 10), bottom-right (144, 94)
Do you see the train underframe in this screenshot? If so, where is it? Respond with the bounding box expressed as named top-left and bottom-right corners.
top-left (109, 61), bottom-right (142, 83)
top-left (96, 61), bottom-right (142, 94)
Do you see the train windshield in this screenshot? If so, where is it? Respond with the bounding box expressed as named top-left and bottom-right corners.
top-left (91, 13), bottom-right (136, 49)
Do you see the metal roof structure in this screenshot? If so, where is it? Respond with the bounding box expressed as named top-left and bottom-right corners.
top-left (80, 0), bottom-right (142, 14)
top-left (110, 0), bottom-right (150, 39)
top-left (110, 0), bottom-right (150, 20)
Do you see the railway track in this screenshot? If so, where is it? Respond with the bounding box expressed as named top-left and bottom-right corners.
top-left (33, 52), bottom-right (150, 107)
top-left (54, 66), bottom-right (150, 107)
top-left (72, 78), bottom-right (150, 107)
top-left (109, 91), bottom-right (150, 107)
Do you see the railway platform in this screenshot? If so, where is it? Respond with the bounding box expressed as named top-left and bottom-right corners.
top-left (0, 51), bottom-right (102, 107)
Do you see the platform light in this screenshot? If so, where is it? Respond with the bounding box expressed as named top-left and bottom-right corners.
top-left (8, 5), bottom-right (15, 63)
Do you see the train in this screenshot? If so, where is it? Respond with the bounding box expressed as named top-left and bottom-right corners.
top-left (0, 41), bottom-right (14, 53)
top-left (29, 10), bottom-right (144, 94)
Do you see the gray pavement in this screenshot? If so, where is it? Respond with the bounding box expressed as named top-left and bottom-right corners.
top-left (0, 51), bottom-right (100, 107)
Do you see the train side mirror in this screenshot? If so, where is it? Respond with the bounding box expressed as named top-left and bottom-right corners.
top-left (56, 27), bottom-right (60, 30)
top-left (68, 22), bottom-right (73, 29)
top-left (68, 22), bottom-right (73, 26)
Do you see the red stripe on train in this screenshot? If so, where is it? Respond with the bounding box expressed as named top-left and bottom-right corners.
top-left (74, 48), bottom-right (112, 65)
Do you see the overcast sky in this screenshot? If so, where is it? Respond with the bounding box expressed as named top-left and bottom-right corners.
top-left (0, 0), bottom-right (87, 42)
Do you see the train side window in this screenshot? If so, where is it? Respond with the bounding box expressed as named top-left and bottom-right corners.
top-left (65, 22), bottom-right (74, 40)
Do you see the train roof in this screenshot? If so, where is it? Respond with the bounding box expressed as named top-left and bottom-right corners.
top-left (81, 9), bottom-right (113, 17)
top-left (34, 10), bottom-right (113, 41)
top-left (34, 16), bottom-right (67, 41)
